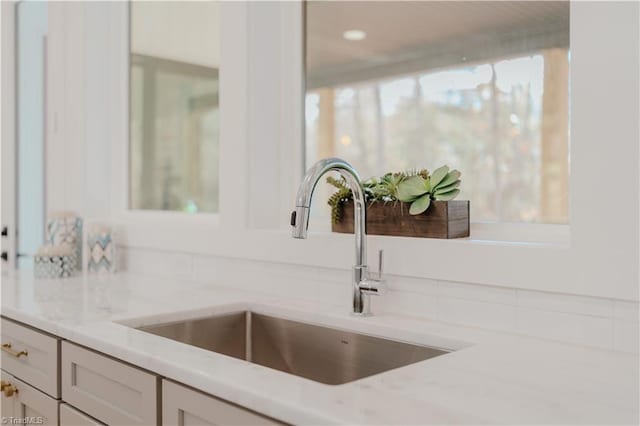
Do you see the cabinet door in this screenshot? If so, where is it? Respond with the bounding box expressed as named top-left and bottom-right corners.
top-left (1, 317), bottom-right (60, 397)
top-left (162, 380), bottom-right (283, 426)
top-left (61, 341), bottom-right (158, 425)
top-left (60, 403), bottom-right (105, 426)
top-left (1, 371), bottom-right (16, 418)
top-left (2, 372), bottom-right (58, 425)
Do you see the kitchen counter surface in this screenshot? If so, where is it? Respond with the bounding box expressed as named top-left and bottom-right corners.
top-left (1, 272), bottom-right (638, 425)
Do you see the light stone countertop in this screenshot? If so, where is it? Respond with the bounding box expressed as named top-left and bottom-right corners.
top-left (1, 272), bottom-right (638, 425)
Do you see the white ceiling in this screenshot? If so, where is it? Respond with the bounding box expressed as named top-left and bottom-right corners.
top-left (306, 1), bottom-right (569, 87)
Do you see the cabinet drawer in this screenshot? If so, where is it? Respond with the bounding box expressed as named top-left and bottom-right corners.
top-left (60, 403), bottom-right (105, 426)
top-left (61, 341), bottom-right (158, 425)
top-left (162, 380), bottom-right (283, 426)
top-left (1, 317), bottom-right (59, 397)
top-left (1, 371), bottom-right (59, 426)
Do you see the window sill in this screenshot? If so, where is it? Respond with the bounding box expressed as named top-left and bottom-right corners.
top-left (307, 213), bottom-right (569, 246)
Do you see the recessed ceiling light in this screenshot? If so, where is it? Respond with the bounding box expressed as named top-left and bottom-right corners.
top-left (343, 30), bottom-right (366, 41)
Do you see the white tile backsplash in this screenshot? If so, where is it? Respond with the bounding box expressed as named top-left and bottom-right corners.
top-left (439, 280), bottom-right (517, 305)
top-left (613, 321), bottom-right (640, 353)
top-left (126, 248), bottom-right (193, 279)
top-left (516, 308), bottom-right (614, 349)
top-left (386, 275), bottom-right (439, 296)
top-left (517, 289), bottom-right (614, 317)
top-left (437, 296), bottom-right (517, 332)
top-left (613, 300), bottom-right (640, 322)
top-left (119, 246), bottom-right (639, 353)
top-left (382, 289), bottom-right (439, 320)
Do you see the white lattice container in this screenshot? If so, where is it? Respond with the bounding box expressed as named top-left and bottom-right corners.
top-left (34, 245), bottom-right (77, 279)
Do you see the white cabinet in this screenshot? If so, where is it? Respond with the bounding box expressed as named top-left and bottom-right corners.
top-left (1, 371), bottom-right (16, 418)
top-left (1, 318), bottom-right (60, 426)
top-left (61, 341), bottom-right (159, 425)
top-left (60, 403), bottom-right (105, 426)
top-left (162, 380), bottom-right (282, 426)
top-left (1, 317), bottom-right (60, 397)
top-left (1, 371), bottom-right (58, 425)
top-left (1, 316), bottom-right (285, 426)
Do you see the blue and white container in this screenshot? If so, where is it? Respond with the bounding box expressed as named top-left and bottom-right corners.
top-left (87, 224), bottom-right (116, 274)
top-left (46, 211), bottom-right (83, 270)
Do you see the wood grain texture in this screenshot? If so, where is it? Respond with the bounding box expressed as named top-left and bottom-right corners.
top-left (332, 200), bottom-right (469, 238)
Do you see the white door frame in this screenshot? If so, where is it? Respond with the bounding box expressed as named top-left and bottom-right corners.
top-left (1, 0), bottom-right (17, 272)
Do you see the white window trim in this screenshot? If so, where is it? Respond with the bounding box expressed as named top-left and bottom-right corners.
top-left (109, 1), bottom-right (233, 229)
top-left (106, 2), bottom-right (638, 302)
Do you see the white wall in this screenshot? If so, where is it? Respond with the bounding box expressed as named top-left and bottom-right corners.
top-left (46, 2), bottom-right (124, 223)
top-left (46, 2), bottom-right (84, 216)
top-left (39, 2), bottom-right (640, 312)
top-left (108, 1), bottom-right (639, 302)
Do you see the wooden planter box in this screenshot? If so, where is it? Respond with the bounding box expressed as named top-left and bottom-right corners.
top-left (332, 200), bottom-right (470, 239)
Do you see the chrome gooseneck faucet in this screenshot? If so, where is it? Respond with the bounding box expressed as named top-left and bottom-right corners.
top-left (290, 157), bottom-right (383, 316)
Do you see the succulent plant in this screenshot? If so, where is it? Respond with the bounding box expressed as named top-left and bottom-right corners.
top-left (327, 176), bottom-right (353, 224)
top-left (396, 165), bottom-right (461, 215)
top-left (327, 166), bottom-right (461, 221)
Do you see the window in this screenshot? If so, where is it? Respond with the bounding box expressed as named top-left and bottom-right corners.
top-left (305, 1), bottom-right (570, 224)
top-left (129, 2), bottom-right (220, 213)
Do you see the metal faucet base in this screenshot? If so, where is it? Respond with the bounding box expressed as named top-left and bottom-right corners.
top-left (350, 311), bottom-right (373, 317)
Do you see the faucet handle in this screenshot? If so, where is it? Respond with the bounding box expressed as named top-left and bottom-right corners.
top-left (371, 249), bottom-right (384, 281)
top-left (360, 249), bottom-right (385, 298)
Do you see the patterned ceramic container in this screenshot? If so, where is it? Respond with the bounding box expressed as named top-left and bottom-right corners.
top-left (34, 246), bottom-right (77, 279)
top-left (46, 212), bottom-right (83, 270)
top-left (87, 225), bottom-right (116, 274)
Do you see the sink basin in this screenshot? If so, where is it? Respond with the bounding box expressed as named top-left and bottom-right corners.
top-left (136, 311), bottom-right (449, 385)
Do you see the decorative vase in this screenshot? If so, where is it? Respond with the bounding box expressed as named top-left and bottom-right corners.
top-left (87, 224), bottom-right (116, 274)
top-left (46, 212), bottom-right (83, 270)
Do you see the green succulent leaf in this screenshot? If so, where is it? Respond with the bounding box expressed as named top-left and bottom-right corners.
top-left (433, 188), bottom-right (460, 201)
top-left (430, 165), bottom-right (450, 188)
top-left (434, 170), bottom-right (461, 190)
top-left (397, 176), bottom-right (429, 202)
top-left (409, 193), bottom-right (431, 215)
top-left (433, 179), bottom-right (461, 194)
top-left (423, 177), bottom-right (432, 193)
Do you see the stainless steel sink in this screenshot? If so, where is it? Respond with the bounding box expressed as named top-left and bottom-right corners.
top-left (137, 311), bottom-right (449, 385)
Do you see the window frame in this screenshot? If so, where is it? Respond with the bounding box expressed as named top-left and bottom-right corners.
top-left (107, 2), bottom-right (638, 302)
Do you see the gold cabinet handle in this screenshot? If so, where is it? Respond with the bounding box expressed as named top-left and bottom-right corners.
top-left (1, 343), bottom-right (28, 358)
top-left (0, 380), bottom-right (8, 391)
top-left (3, 383), bottom-right (17, 397)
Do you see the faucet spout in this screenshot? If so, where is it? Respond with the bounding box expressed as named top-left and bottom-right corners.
top-left (291, 157), bottom-right (382, 315)
top-left (291, 158), bottom-right (366, 265)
